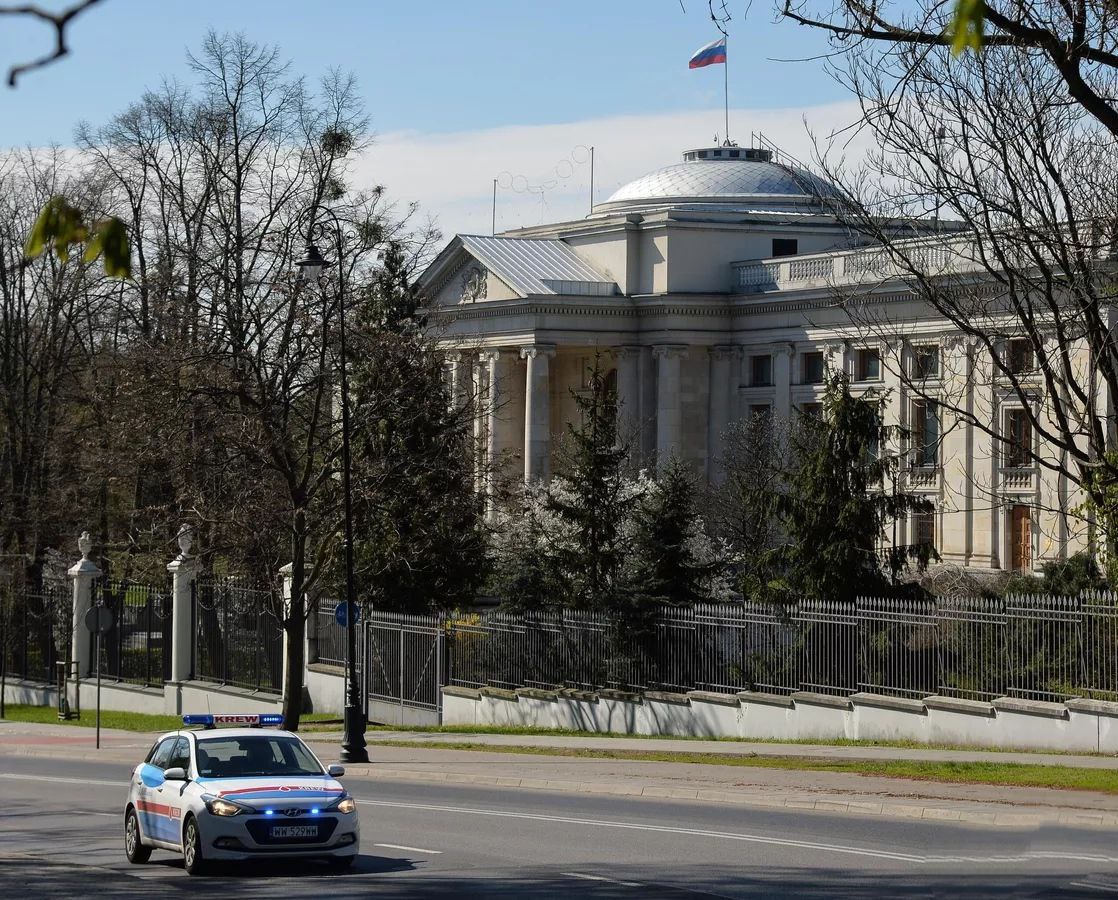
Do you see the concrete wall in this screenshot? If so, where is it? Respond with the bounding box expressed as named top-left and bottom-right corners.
top-left (3, 678), bottom-right (281, 718)
top-left (441, 686), bottom-right (1118, 753)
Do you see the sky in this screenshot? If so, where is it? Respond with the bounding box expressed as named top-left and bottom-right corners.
top-left (0, 0), bottom-right (864, 239)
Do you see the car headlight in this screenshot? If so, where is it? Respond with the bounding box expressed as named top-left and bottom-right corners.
top-left (206, 797), bottom-right (244, 817)
top-left (333, 796), bottom-right (356, 815)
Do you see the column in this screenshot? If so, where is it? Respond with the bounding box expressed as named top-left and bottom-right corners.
top-left (653, 345), bottom-right (688, 466)
top-left (472, 356), bottom-right (485, 492)
top-left (773, 343), bottom-right (794, 425)
top-left (482, 349), bottom-right (515, 502)
top-left (448, 351), bottom-right (466, 408)
top-left (639, 347), bottom-right (656, 466)
top-left (521, 344), bottom-right (555, 481)
top-left (611, 346), bottom-right (641, 460)
top-left (166, 524), bottom-right (200, 686)
top-left (67, 531), bottom-right (101, 679)
top-left (707, 346), bottom-right (738, 481)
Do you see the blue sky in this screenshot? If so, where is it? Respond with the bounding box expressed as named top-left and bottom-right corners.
top-left (1, 0), bottom-right (857, 236)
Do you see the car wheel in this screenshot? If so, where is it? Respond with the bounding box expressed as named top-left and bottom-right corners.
top-left (182, 815), bottom-right (208, 876)
top-left (124, 808), bottom-right (151, 864)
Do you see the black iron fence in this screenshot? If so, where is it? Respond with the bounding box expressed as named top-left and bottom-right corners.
top-left (421, 594), bottom-right (1118, 703)
top-left (92, 578), bottom-right (172, 687)
top-left (193, 578), bottom-right (284, 694)
top-left (1, 578), bottom-right (69, 683)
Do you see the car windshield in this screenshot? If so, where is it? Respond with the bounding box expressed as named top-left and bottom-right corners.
top-left (195, 735), bottom-right (324, 778)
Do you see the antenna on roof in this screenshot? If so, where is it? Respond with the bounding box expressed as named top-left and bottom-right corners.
top-left (589, 146), bottom-right (595, 215)
top-left (491, 179), bottom-right (497, 236)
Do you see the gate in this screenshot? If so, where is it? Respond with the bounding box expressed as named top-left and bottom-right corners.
top-left (363, 611), bottom-right (443, 723)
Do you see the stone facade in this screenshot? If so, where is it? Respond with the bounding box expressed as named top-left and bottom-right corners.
top-left (417, 145), bottom-right (1097, 573)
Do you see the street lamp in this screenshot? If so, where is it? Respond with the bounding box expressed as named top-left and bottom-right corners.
top-left (297, 211), bottom-right (369, 764)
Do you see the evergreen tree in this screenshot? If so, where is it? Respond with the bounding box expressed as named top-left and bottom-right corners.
top-left (545, 355), bottom-right (634, 610)
top-left (347, 256), bottom-right (487, 613)
top-left (630, 457), bottom-right (720, 606)
top-left (768, 374), bottom-right (935, 605)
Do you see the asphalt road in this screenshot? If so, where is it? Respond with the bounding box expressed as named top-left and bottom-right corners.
top-left (2, 754), bottom-right (1118, 898)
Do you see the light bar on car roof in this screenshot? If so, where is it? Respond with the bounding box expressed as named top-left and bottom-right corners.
top-left (181, 713), bottom-right (284, 729)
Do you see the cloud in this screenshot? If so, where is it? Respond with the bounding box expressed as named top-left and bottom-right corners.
top-left (353, 100), bottom-right (868, 242)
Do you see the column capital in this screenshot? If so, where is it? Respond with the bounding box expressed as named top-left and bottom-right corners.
top-left (520, 344), bottom-right (556, 360)
top-left (774, 342), bottom-right (796, 358)
top-left (479, 347), bottom-right (506, 363)
top-left (610, 345), bottom-right (642, 361)
top-left (708, 345), bottom-right (741, 362)
top-left (652, 344), bottom-right (689, 361)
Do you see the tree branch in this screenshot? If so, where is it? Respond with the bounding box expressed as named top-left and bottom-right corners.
top-left (1, 0), bottom-right (106, 87)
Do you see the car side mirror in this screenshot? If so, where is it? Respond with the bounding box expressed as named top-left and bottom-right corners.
top-left (327, 764), bottom-right (345, 778)
top-left (163, 767), bottom-right (188, 781)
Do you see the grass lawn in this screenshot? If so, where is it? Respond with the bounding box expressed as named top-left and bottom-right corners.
top-left (373, 738), bottom-right (1118, 794)
top-left (0, 704), bottom-right (337, 733)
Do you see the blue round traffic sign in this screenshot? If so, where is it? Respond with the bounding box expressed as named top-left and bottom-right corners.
top-left (334, 601), bottom-right (360, 628)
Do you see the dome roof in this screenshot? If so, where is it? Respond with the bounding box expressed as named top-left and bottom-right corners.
top-left (595, 146), bottom-right (837, 215)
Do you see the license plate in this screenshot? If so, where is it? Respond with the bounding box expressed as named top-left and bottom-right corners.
top-left (270, 825), bottom-right (318, 839)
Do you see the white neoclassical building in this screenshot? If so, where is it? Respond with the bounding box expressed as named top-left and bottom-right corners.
top-left (418, 142), bottom-right (1095, 574)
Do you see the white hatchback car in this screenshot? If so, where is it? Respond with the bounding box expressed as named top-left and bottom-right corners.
top-left (124, 714), bottom-right (359, 875)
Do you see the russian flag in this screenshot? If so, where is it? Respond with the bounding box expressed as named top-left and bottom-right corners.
top-left (689, 37), bottom-right (727, 69)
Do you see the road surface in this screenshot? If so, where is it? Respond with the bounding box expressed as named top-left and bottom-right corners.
top-left (2, 754), bottom-right (1117, 897)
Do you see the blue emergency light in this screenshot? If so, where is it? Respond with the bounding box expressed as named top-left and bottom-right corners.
top-left (182, 713), bottom-right (284, 729)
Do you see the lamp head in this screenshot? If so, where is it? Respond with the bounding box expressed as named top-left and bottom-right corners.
top-left (297, 242), bottom-right (331, 281)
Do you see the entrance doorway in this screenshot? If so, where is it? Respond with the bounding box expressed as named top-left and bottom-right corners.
top-left (1010, 505), bottom-right (1031, 571)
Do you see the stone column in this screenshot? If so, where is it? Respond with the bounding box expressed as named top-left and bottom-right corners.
top-left (707, 346), bottom-right (738, 481)
top-left (653, 345), bottom-right (688, 466)
top-left (67, 531), bottom-right (101, 679)
top-left (773, 343), bottom-right (794, 425)
top-left (166, 524), bottom-right (200, 687)
top-left (448, 351), bottom-right (467, 408)
top-left (611, 346), bottom-right (642, 460)
top-left (482, 349), bottom-right (515, 507)
top-left (472, 356), bottom-right (486, 493)
top-left (521, 345), bottom-right (556, 481)
top-left (639, 347), bottom-right (656, 467)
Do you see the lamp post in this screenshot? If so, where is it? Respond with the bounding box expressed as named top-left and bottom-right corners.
top-left (297, 209), bottom-right (368, 764)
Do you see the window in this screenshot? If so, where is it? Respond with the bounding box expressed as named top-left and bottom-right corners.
top-left (912, 400), bottom-right (940, 467)
top-left (167, 737), bottom-right (191, 773)
top-left (913, 346), bottom-right (939, 380)
top-left (750, 354), bottom-right (772, 386)
top-left (1005, 339), bottom-right (1034, 375)
top-left (147, 737), bottom-right (177, 770)
top-left (194, 736), bottom-right (325, 779)
top-left (802, 351), bottom-right (825, 384)
top-left (914, 510), bottom-right (936, 551)
top-left (857, 348), bottom-right (882, 381)
top-left (1005, 409), bottom-right (1032, 468)
top-left (800, 401), bottom-right (823, 419)
top-left (772, 238), bottom-right (798, 257)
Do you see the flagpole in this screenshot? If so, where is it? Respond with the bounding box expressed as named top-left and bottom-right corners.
top-left (724, 35), bottom-right (729, 145)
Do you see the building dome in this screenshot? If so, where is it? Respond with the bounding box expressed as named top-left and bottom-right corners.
top-left (594, 146), bottom-right (837, 215)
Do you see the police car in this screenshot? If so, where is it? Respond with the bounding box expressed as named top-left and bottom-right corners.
top-left (123, 713), bottom-right (359, 875)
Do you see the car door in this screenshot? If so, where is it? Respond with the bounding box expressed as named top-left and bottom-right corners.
top-left (137, 737), bottom-right (175, 843)
top-left (154, 737), bottom-right (191, 847)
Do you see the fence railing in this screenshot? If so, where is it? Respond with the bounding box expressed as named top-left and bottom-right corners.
top-left (1, 579), bottom-right (70, 684)
top-left (92, 578), bottom-right (172, 687)
top-left (391, 594), bottom-right (1118, 703)
top-left (193, 578), bottom-right (284, 694)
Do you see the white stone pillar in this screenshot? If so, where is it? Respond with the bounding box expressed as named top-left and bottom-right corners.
top-left (481, 349), bottom-right (514, 507)
top-left (773, 344), bottom-right (794, 426)
top-left (639, 347), bottom-right (656, 467)
top-left (653, 345), bottom-right (688, 466)
top-left (449, 351), bottom-right (467, 408)
top-left (521, 345), bottom-right (555, 482)
top-left (279, 562), bottom-right (294, 701)
top-left (472, 357), bottom-right (486, 492)
top-left (611, 346), bottom-right (641, 458)
top-left (707, 346), bottom-right (738, 481)
top-left (67, 531), bottom-right (101, 679)
top-left (166, 524), bottom-right (200, 686)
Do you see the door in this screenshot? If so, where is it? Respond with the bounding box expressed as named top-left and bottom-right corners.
top-left (137, 737), bottom-right (175, 843)
top-left (155, 737), bottom-right (191, 846)
top-left (1011, 505), bottom-right (1031, 571)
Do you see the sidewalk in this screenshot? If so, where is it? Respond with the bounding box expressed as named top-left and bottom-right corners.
top-left (3, 719), bottom-right (1116, 830)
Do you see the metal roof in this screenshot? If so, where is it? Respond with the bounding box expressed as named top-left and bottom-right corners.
top-left (458, 234), bottom-right (617, 297)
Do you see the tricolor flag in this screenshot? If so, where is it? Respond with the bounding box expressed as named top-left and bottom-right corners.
top-left (689, 37), bottom-right (727, 69)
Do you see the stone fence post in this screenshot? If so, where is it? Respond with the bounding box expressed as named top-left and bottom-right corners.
top-left (167, 525), bottom-right (200, 685)
top-left (279, 563), bottom-right (293, 700)
top-left (67, 531), bottom-right (101, 679)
